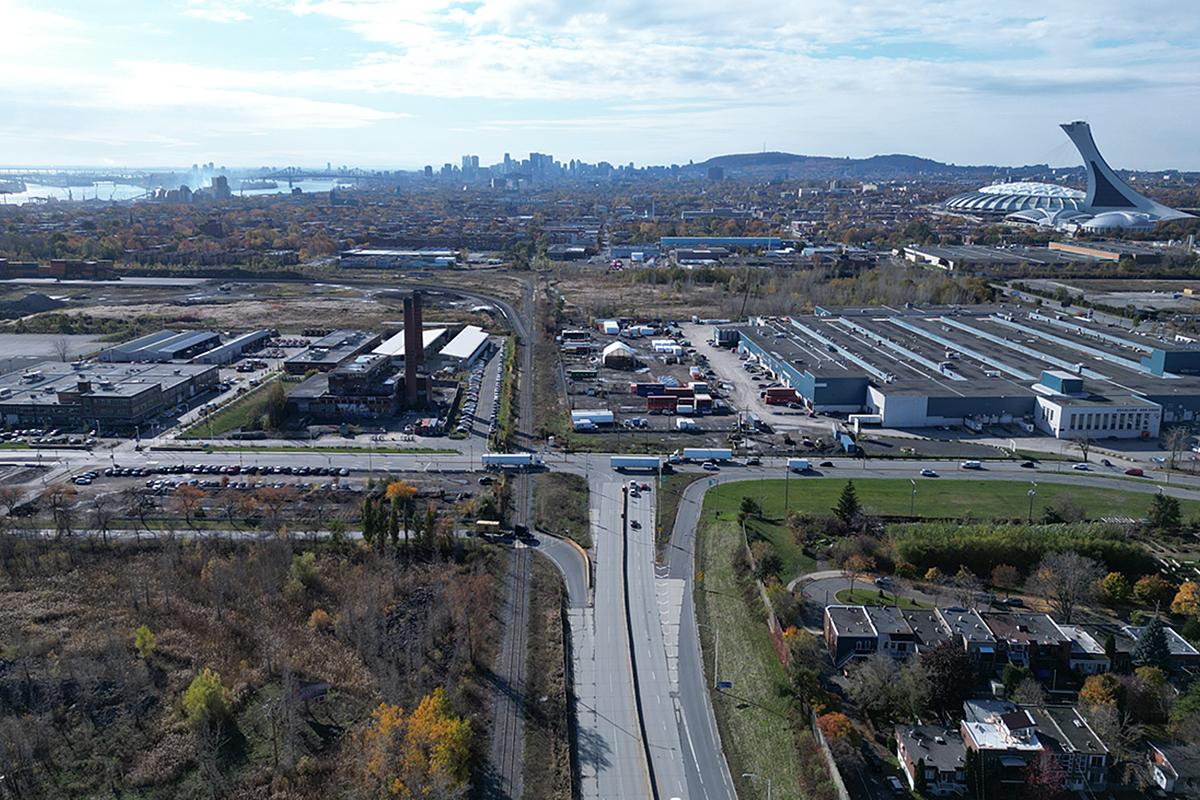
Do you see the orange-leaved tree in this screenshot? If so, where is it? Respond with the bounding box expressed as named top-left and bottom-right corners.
top-left (359, 688), bottom-right (472, 798)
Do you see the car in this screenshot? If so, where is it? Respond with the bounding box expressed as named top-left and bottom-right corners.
top-left (1101, 458), bottom-right (1113, 467)
top-left (1072, 463), bottom-right (1089, 471)
top-left (639, 483), bottom-right (651, 491)
top-left (746, 457), bottom-right (761, 466)
top-left (1124, 467), bottom-right (1145, 477)
top-left (1002, 596), bottom-right (1025, 607)
top-left (478, 476), bottom-right (494, 485)
top-left (920, 468), bottom-right (939, 477)
top-left (960, 460), bottom-right (982, 470)
top-left (886, 776), bottom-right (906, 795)
top-left (702, 462), bottom-right (719, 471)
top-left (629, 519), bottom-right (641, 529)
top-left (819, 461), bottom-right (834, 467)
top-left (1020, 460), bottom-right (1036, 468)
top-left (873, 576), bottom-right (894, 587)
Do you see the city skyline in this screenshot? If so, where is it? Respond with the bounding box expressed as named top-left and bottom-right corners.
top-left (2, 1), bottom-right (1200, 170)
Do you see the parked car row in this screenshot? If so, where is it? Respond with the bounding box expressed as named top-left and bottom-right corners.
top-left (3, 428), bottom-right (97, 446)
top-left (144, 478), bottom-right (361, 494)
top-left (100, 463), bottom-right (352, 479)
top-left (456, 354), bottom-right (502, 436)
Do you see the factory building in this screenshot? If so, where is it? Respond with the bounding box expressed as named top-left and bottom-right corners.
top-left (338, 248), bottom-right (456, 269)
top-left (728, 305), bottom-right (1200, 437)
top-left (102, 329), bottom-right (222, 363)
top-left (372, 327), bottom-right (450, 365)
top-left (283, 330), bottom-right (382, 375)
top-left (193, 330), bottom-right (273, 364)
top-left (439, 325), bottom-right (492, 367)
top-left (0, 361), bottom-right (218, 428)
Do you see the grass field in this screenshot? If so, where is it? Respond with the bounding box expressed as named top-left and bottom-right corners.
top-left (532, 472), bottom-right (591, 548)
top-left (703, 477), bottom-right (1200, 521)
top-left (834, 588), bottom-right (925, 609)
top-left (695, 506), bottom-right (803, 800)
top-left (181, 376), bottom-right (282, 438)
top-left (656, 471), bottom-right (705, 554)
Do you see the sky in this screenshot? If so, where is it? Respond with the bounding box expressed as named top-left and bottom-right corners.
top-left (2, 0), bottom-right (1199, 171)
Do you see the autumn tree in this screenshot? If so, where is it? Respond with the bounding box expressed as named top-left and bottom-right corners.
top-left (1171, 581), bottom-right (1199, 617)
top-left (843, 553), bottom-right (875, 595)
top-left (815, 712), bottom-right (854, 741)
top-left (921, 641), bottom-right (974, 716)
top-left (1133, 574), bottom-right (1176, 608)
top-left (1079, 673), bottom-right (1122, 709)
top-left (991, 564), bottom-right (1020, 591)
top-left (386, 480), bottom-right (418, 549)
top-left (359, 689), bottom-right (472, 799)
top-left (255, 485), bottom-right (296, 532)
top-left (170, 484), bottom-right (206, 529)
top-left (1022, 750), bottom-right (1066, 800)
top-left (1099, 572), bottom-right (1131, 605)
top-left (39, 483), bottom-right (77, 537)
top-left (1025, 552), bottom-right (1103, 622)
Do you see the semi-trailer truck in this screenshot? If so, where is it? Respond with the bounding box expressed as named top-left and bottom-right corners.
top-left (610, 455), bottom-right (662, 471)
top-left (481, 453), bottom-right (544, 470)
top-left (675, 447), bottom-right (732, 462)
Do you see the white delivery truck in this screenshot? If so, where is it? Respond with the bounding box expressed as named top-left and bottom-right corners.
top-left (787, 458), bottom-right (810, 473)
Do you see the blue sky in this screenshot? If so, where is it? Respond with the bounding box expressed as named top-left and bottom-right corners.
top-left (2, 0), bottom-right (1199, 170)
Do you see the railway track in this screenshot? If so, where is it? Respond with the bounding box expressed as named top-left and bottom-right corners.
top-left (487, 280), bottom-right (537, 799)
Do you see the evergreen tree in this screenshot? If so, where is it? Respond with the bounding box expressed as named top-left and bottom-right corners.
top-left (1133, 616), bottom-right (1172, 669)
top-left (1149, 493), bottom-right (1181, 534)
top-left (834, 481), bottom-right (862, 526)
top-left (914, 758), bottom-right (928, 795)
top-left (1104, 633), bottom-right (1117, 663)
top-left (361, 495), bottom-right (375, 545)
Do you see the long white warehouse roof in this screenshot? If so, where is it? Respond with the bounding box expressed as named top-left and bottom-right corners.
top-left (373, 327), bottom-right (447, 358)
top-left (440, 325), bottom-right (490, 361)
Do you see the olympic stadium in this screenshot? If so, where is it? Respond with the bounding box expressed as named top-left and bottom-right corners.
top-left (941, 122), bottom-right (1193, 231)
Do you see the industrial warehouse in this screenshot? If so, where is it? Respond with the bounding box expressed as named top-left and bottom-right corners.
top-left (727, 305), bottom-right (1200, 437)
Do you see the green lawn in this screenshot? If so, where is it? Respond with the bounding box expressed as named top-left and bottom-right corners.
top-left (742, 515), bottom-right (816, 582)
top-left (180, 377), bottom-right (282, 438)
top-left (703, 477), bottom-right (1200, 521)
top-left (695, 504), bottom-right (803, 800)
top-left (835, 588), bottom-right (925, 609)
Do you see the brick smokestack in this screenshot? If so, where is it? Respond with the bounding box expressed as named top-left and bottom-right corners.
top-left (403, 296), bottom-right (418, 405)
top-left (412, 291), bottom-right (423, 367)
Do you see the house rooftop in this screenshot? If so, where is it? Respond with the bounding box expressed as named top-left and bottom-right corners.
top-left (897, 725), bottom-right (966, 773)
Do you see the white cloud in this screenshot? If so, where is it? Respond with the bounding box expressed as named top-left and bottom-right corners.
top-left (183, 1), bottom-right (251, 23)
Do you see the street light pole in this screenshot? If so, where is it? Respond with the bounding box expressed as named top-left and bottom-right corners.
top-left (910, 478), bottom-right (917, 517)
top-left (1027, 482), bottom-right (1037, 523)
top-left (698, 621), bottom-right (720, 689)
top-left (742, 772), bottom-right (772, 800)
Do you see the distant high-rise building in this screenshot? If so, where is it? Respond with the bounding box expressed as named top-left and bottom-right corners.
top-left (211, 175), bottom-right (231, 199)
top-left (423, 165), bottom-right (433, 178)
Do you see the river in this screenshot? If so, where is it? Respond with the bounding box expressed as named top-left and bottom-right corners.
top-left (0, 178), bottom-right (348, 205)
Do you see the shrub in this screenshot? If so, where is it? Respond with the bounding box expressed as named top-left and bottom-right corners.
top-left (182, 668), bottom-right (228, 724)
top-left (308, 608), bottom-right (334, 633)
top-left (890, 521), bottom-right (1154, 577)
